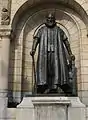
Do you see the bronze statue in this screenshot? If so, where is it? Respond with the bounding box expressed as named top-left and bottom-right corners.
top-left (30, 13), bottom-right (76, 95)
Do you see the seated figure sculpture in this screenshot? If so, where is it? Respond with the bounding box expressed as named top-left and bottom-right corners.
top-left (30, 13), bottom-right (77, 96)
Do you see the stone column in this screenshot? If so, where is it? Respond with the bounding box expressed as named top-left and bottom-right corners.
top-left (0, 27), bottom-right (11, 120)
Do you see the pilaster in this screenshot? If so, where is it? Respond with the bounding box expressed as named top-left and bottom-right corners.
top-left (0, 26), bottom-right (11, 120)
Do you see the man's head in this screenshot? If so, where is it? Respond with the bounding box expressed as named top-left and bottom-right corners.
top-left (45, 13), bottom-right (56, 27)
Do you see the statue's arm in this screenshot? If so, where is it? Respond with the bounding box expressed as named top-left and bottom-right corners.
top-left (32, 37), bottom-right (39, 51)
top-left (30, 28), bottom-right (41, 56)
top-left (30, 37), bottom-right (39, 56)
top-left (63, 34), bottom-right (75, 61)
top-left (64, 38), bottom-right (72, 55)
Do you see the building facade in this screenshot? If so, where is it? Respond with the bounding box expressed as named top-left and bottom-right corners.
top-left (0, 0), bottom-right (88, 119)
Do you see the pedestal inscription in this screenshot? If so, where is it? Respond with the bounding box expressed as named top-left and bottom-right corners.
top-left (35, 105), bottom-right (67, 120)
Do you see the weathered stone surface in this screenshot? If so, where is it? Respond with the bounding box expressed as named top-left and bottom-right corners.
top-left (0, 0), bottom-right (88, 120)
top-left (16, 97), bottom-right (86, 120)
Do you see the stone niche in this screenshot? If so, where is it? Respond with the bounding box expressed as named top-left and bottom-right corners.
top-left (16, 97), bottom-right (86, 120)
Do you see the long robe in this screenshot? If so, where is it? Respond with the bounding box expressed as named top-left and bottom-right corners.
top-left (33, 25), bottom-right (69, 89)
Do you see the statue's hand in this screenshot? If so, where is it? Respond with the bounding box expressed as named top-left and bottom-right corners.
top-left (30, 50), bottom-right (35, 56)
top-left (71, 54), bottom-right (75, 61)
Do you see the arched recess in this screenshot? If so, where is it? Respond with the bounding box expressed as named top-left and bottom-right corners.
top-left (22, 8), bottom-right (80, 95)
top-left (11, 0), bottom-right (88, 34)
top-left (8, 1), bottom-right (88, 104)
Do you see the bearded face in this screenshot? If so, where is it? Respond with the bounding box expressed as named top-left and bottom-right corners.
top-left (46, 13), bottom-right (56, 27)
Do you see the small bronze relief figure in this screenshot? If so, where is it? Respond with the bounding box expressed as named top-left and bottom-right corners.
top-left (30, 13), bottom-right (76, 96)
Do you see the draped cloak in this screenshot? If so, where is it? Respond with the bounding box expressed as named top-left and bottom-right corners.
top-left (34, 25), bottom-right (69, 89)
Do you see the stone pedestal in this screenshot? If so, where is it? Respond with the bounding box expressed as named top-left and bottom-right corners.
top-left (16, 97), bottom-right (86, 120)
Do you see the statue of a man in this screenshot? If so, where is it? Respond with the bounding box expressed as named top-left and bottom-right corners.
top-left (30, 13), bottom-right (75, 94)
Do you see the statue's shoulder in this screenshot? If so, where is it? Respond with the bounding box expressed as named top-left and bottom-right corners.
top-left (34, 24), bottom-right (46, 37)
top-left (38, 25), bottom-right (46, 32)
top-left (56, 26), bottom-right (63, 31)
top-left (56, 26), bottom-right (65, 36)
top-left (40, 25), bottom-right (47, 29)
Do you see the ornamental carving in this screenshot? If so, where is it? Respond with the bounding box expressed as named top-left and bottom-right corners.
top-left (1, 8), bottom-right (10, 25)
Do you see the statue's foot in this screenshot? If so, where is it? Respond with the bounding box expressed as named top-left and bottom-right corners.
top-left (44, 88), bottom-right (50, 94)
top-left (43, 87), bottom-right (64, 94)
top-left (57, 87), bottom-right (64, 94)
top-left (49, 89), bottom-right (58, 93)
top-left (44, 89), bottom-right (58, 94)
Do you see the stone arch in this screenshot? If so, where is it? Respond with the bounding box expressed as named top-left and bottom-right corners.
top-left (11, 0), bottom-right (88, 34)
top-left (8, 0), bottom-right (88, 104)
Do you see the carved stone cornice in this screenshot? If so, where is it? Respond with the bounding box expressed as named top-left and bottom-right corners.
top-left (0, 26), bottom-right (12, 38)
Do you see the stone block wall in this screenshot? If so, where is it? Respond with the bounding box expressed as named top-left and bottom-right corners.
top-left (5, 0), bottom-right (88, 105)
top-left (0, 0), bottom-right (88, 108)
top-left (1, 0), bottom-right (88, 120)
